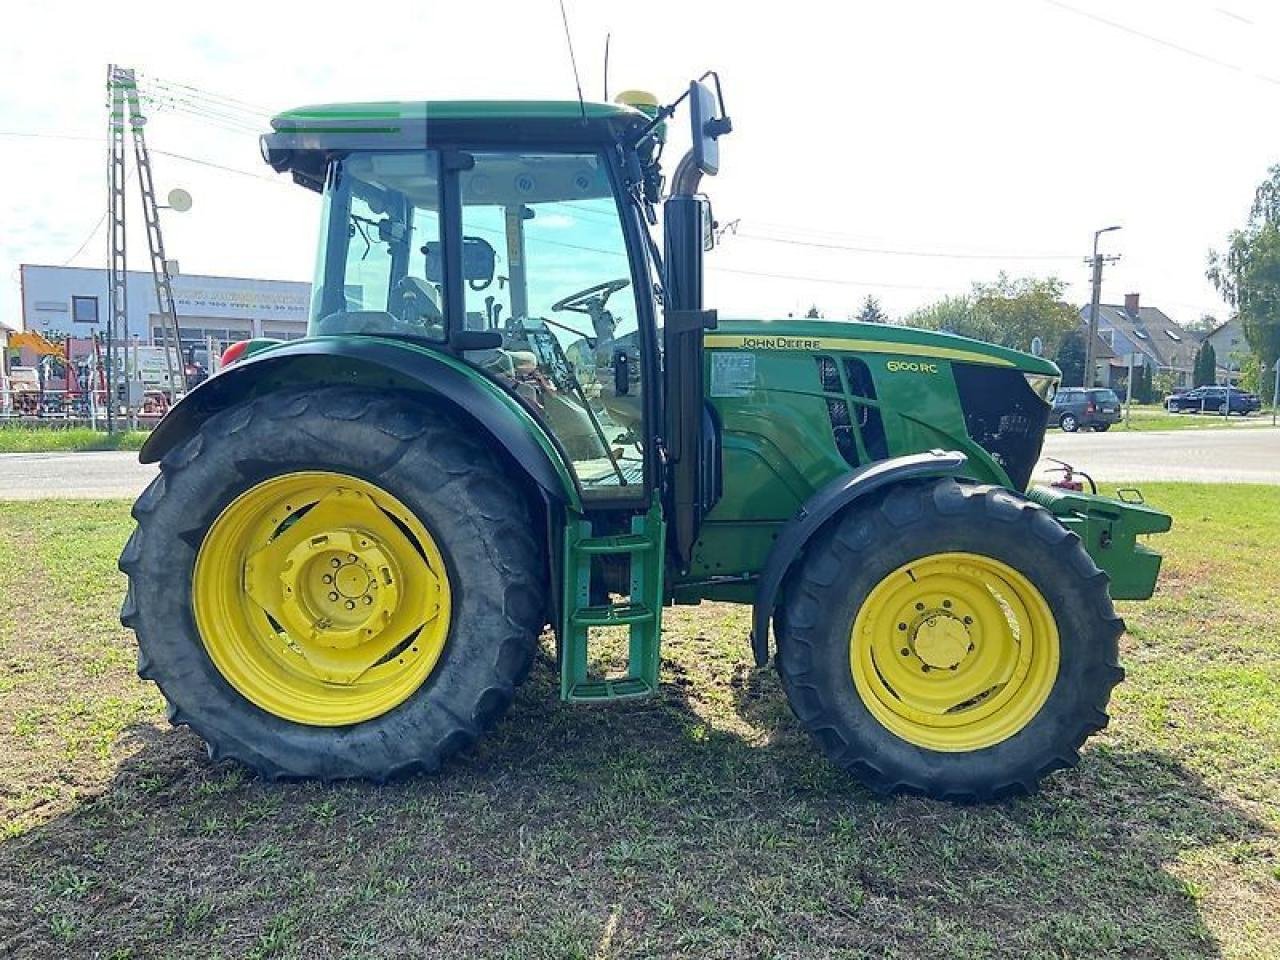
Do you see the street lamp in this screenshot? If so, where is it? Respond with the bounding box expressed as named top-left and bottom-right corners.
top-left (1084, 225), bottom-right (1122, 389)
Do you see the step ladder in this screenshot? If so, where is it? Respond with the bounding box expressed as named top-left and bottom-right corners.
top-left (560, 507), bottom-right (666, 702)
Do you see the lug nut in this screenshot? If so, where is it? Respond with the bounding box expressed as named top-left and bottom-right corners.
top-left (897, 622), bottom-right (907, 631)
top-left (331, 558), bottom-right (341, 568)
top-left (900, 648), bottom-right (910, 657)
top-left (345, 600), bottom-right (356, 610)
top-left (328, 591), bottom-right (339, 601)
top-left (363, 596), bottom-right (373, 605)
top-left (963, 616), bottom-right (973, 625)
top-left (942, 599), bottom-right (952, 608)
top-left (915, 602), bottom-right (925, 611)
top-left (322, 574), bottom-right (333, 584)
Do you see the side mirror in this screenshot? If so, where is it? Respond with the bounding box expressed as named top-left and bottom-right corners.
top-left (690, 80), bottom-right (731, 176)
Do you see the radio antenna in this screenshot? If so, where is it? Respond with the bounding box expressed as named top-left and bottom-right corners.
top-left (557, 0), bottom-right (587, 121)
top-left (603, 32), bottom-right (611, 101)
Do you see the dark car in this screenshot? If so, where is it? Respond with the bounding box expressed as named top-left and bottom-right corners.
top-left (1051, 387), bottom-right (1122, 432)
top-left (1166, 386), bottom-right (1261, 415)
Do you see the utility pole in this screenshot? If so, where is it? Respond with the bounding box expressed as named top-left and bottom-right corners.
top-left (105, 65), bottom-right (188, 432)
top-left (106, 65), bottom-right (128, 434)
top-left (1083, 225), bottom-right (1122, 388)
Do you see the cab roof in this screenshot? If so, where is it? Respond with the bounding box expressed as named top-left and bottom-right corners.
top-left (265, 100), bottom-right (652, 190)
top-left (273, 100), bottom-right (646, 129)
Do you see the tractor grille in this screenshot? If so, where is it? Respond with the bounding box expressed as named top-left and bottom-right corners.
top-left (812, 356), bottom-right (888, 469)
top-left (952, 363), bottom-right (1050, 490)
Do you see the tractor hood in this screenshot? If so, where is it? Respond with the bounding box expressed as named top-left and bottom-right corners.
top-left (711, 318), bottom-right (1061, 376)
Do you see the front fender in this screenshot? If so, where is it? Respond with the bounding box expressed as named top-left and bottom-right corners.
top-left (749, 449), bottom-right (968, 666)
top-left (141, 336), bottom-right (582, 510)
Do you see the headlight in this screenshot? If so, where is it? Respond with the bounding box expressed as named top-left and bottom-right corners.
top-left (1023, 373), bottom-right (1059, 402)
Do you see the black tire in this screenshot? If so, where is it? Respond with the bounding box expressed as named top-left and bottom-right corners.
top-left (1059, 412), bottom-right (1078, 432)
top-left (119, 386), bottom-right (546, 780)
top-left (1092, 423), bottom-right (1111, 432)
top-left (776, 479), bottom-right (1123, 801)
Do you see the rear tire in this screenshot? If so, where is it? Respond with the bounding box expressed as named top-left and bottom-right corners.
top-left (120, 387), bottom-right (546, 780)
top-left (1092, 423), bottom-right (1111, 432)
top-left (776, 479), bottom-right (1123, 801)
top-left (1059, 413), bottom-right (1078, 432)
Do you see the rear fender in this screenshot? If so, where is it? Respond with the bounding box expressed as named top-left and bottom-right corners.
top-left (140, 336), bottom-right (583, 511)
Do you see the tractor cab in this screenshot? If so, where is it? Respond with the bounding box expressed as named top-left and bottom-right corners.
top-left (259, 93), bottom-right (724, 511)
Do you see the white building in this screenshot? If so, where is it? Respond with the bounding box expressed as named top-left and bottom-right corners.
top-left (19, 264), bottom-right (311, 362)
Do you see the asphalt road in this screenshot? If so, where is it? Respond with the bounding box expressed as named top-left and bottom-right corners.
top-left (0, 427), bottom-right (1276, 501)
top-left (1038, 425), bottom-right (1280, 484)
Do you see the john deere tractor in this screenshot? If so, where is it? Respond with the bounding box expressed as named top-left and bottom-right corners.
top-left (120, 77), bottom-right (1171, 800)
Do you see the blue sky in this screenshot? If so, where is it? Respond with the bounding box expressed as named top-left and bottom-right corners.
top-left (2, 0), bottom-right (1278, 328)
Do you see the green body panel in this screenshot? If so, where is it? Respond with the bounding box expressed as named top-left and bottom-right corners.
top-left (683, 318), bottom-right (1027, 590)
top-left (1025, 485), bottom-right (1172, 600)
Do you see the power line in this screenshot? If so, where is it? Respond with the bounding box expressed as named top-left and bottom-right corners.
top-left (1040, 0), bottom-right (1280, 87)
top-left (729, 228), bottom-right (1080, 262)
top-left (708, 264), bottom-right (954, 293)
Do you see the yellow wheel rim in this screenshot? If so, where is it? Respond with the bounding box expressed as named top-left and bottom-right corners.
top-left (849, 552), bottom-right (1059, 751)
top-left (193, 472), bottom-right (451, 726)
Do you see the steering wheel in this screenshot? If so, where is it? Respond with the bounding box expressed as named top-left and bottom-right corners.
top-left (551, 278), bottom-right (630, 315)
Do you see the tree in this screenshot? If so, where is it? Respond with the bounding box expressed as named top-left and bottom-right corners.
top-left (1185, 313), bottom-right (1219, 335)
top-left (1193, 339), bottom-right (1217, 386)
top-left (854, 295), bottom-right (888, 324)
top-left (1131, 362), bottom-right (1153, 403)
top-left (1054, 329), bottom-right (1086, 387)
top-left (1208, 164), bottom-right (1280, 404)
top-left (804, 304), bottom-right (823, 319)
top-left (903, 274), bottom-right (1079, 356)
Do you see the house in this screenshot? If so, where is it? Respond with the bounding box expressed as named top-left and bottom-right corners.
top-left (1201, 317), bottom-right (1250, 383)
top-left (1078, 294), bottom-right (1197, 389)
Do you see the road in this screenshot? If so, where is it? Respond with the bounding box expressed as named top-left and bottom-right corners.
top-left (1038, 426), bottom-right (1280, 484)
top-left (0, 427), bottom-right (1276, 500)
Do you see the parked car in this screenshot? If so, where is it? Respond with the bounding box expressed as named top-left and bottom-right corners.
top-left (1166, 386), bottom-right (1261, 415)
top-left (1052, 387), bottom-right (1122, 432)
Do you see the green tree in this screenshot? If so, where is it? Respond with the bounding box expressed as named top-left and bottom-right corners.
top-left (1208, 164), bottom-right (1280, 404)
top-left (903, 274), bottom-right (1078, 356)
top-left (1132, 363), bottom-right (1153, 403)
top-left (804, 304), bottom-right (823, 319)
top-left (1053, 329), bottom-right (1086, 387)
top-left (1153, 370), bottom-right (1178, 399)
top-left (1193, 339), bottom-right (1217, 386)
top-left (854, 295), bottom-right (888, 324)
top-left (1185, 313), bottom-right (1219, 335)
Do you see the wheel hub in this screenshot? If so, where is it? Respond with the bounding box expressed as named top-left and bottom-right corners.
top-left (194, 473), bottom-right (452, 726)
top-left (911, 612), bottom-right (971, 670)
top-left (850, 553), bottom-right (1061, 751)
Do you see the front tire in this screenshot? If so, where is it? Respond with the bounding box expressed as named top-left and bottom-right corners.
top-left (777, 479), bottom-right (1123, 801)
top-left (120, 387), bottom-right (546, 780)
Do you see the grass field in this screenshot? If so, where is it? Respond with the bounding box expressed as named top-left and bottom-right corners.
top-left (0, 426), bottom-right (149, 454)
top-left (0, 485), bottom-right (1277, 959)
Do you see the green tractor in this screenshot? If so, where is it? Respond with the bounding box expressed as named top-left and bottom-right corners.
top-left (120, 78), bottom-right (1171, 800)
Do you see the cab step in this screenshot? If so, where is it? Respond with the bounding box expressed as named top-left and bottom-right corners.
top-left (560, 507), bottom-right (666, 703)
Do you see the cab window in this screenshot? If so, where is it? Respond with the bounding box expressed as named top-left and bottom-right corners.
top-left (309, 151), bottom-right (445, 339)
top-left (459, 152), bottom-right (645, 497)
